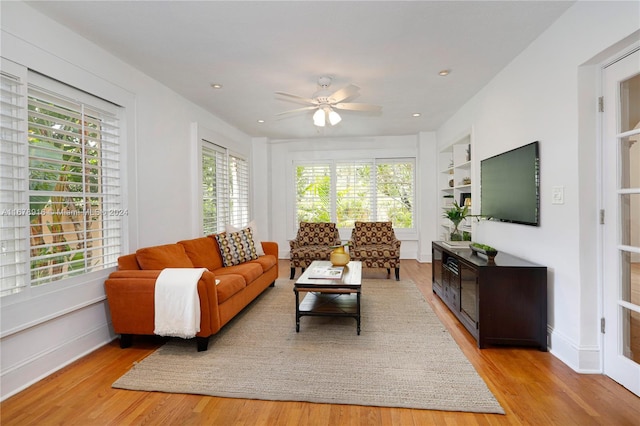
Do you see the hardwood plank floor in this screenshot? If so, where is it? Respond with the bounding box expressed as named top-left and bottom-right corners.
top-left (2, 260), bottom-right (639, 425)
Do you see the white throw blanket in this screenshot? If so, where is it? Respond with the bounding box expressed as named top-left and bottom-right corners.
top-left (154, 268), bottom-right (207, 339)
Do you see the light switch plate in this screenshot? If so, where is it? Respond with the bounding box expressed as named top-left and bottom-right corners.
top-left (552, 186), bottom-right (564, 204)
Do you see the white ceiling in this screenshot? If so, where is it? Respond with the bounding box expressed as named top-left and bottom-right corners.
top-left (25, 1), bottom-right (574, 140)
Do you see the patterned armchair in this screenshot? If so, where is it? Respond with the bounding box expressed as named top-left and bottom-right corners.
top-left (289, 222), bottom-right (342, 279)
top-left (349, 221), bottom-right (401, 281)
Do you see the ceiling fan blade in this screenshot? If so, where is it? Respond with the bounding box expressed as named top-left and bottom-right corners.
top-left (328, 84), bottom-right (360, 103)
top-left (275, 91), bottom-right (318, 105)
top-left (276, 106), bottom-right (318, 115)
top-left (334, 102), bottom-right (382, 112)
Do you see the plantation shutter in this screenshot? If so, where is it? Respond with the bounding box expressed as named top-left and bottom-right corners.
top-left (0, 61), bottom-right (29, 295)
top-left (295, 163), bottom-right (331, 223)
top-left (27, 73), bottom-right (121, 286)
top-left (375, 159), bottom-right (415, 227)
top-left (201, 142), bottom-right (228, 235)
top-left (336, 161), bottom-right (373, 227)
top-left (228, 153), bottom-right (249, 228)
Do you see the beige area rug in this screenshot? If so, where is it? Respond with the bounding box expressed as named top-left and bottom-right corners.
top-left (113, 279), bottom-right (504, 414)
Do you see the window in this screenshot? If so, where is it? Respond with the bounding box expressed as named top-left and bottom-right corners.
top-left (201, 140), bottom-right (249, 234)
top-left (295, 159), bottom-right (415, 229)
top-left (0, 68), bottom-right (122, 295)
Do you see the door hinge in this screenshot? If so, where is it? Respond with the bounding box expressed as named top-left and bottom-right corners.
top-left (601, 317), bottom-right (606, 334)
top-left (598, 96), bottom-right (604, 112)
top-left (600, 209), bottom-right (605, 225)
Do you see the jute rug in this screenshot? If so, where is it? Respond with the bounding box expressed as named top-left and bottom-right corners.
top-left (113, 279), bottom-right (504, 414)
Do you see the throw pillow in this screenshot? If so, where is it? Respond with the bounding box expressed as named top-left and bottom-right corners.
top-left (214, 228), bottom-right (259, 267)
top-left (226, 220), bottom-right (265, 256)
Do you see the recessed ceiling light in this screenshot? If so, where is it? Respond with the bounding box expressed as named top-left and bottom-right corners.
top-left (210, 83), bottom-right (223, 89)
top-left (257, 119), bottom-right (265, 124)
top-left (438, 70), bottom-right (451, 76)
top-left (412, 113), bottom-right (421, 117)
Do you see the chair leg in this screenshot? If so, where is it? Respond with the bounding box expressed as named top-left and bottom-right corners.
top-left (395, 267), bottom-right (400, 281)
top-left (386, 268), bottom-right (391, 277)
top-left (290, 267), bottom-right (295, 279)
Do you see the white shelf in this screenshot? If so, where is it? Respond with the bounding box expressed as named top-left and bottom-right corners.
top-left (439, 134), bottom-right (473, 240)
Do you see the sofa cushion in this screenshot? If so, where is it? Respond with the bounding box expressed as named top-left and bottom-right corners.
top-left (215, 274), bottom-right (246, 304)
top-left (248, 255), bottom-right (277, 272)
top-left (214, 228), bottom-right (259, 267)
top-left (214, 262), bottom-right (263, 285)
top-left (135, 244), bottom-right (194, 270)
top-left (178, 237), bottom-right (223, 271)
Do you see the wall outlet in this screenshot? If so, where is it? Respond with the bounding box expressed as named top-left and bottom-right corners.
top-left (552, 186), bottom-right (564, 204)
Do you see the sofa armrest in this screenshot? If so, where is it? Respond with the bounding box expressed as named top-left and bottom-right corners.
top-left (104, 269), bottom-right (221, 337)
top-left (261, 241), bottom-right (278, 257)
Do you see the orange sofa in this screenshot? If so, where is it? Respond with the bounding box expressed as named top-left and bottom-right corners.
top-left (104, 235), bottom-right (278, 351)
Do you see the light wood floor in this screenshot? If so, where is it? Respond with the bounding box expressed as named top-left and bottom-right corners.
top-left (2, 260), bottom-right (639, 425)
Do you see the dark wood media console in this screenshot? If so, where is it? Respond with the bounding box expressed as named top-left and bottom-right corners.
top-left (432, 241), bottom-right (548, 351)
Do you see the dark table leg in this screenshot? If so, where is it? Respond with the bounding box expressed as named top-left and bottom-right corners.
top-left (356, 291), bottom-right (361, 335)
top-left (294, 287), bottom-right (300, 332)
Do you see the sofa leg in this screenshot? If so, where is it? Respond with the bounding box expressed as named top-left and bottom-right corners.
top-left (290, 267), bottom-right (295, 279)
top-left (120, 334), bottom-right (133, 349)
top-left (270, 281), bottom-right (275, 287)
top-left (395, 267), bottom-right (400, 281)
top-left (386, 268), bottom-right (391, 277)
top-left (196, 336), bottom-right (209, 352)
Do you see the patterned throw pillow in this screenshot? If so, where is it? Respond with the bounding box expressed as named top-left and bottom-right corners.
top-left (226, 220), bottom-right (265, 256)
top-left (214, 228), bottom-right (259, 267)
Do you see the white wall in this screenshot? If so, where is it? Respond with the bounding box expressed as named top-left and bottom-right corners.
top-left (0, 2), bottom-right (252, 400)
top-left (436, 1), bottom-right (640, 372)
top-left (267, 134), bottom-right (438, 262)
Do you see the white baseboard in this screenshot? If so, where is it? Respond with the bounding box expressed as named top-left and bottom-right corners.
top-left (548, 327), bottom-right (601, 373)
top-left (1, 324), bottom-right (115, 401)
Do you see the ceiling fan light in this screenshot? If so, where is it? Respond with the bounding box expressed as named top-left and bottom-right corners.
top-left (328, 109), bottom-right (341, 126)
top-left (313, 108), bottom-right (325, 127)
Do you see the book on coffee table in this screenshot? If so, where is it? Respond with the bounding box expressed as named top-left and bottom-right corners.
top-left (308, 265), bottom-right (344, 280)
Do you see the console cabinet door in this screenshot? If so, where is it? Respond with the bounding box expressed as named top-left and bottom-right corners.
top-left (432, 247), bottom-right (443, 295)
top-left (459, 262), bottom-right (478, 333)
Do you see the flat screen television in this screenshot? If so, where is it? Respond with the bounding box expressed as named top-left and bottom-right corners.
top-left (480, 141), bottom-right (540, 226)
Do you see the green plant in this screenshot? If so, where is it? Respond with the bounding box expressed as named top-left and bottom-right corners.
top-left (443, 201), bottom-right (469, 240)
top-left (470, 242), bottom-right (497, 253)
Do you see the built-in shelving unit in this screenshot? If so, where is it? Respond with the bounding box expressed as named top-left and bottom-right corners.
top-left (439, 134), bottom-right (473, 241)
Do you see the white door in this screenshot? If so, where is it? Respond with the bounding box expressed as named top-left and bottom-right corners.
top-left (602, 48), bottom-right (640, 396)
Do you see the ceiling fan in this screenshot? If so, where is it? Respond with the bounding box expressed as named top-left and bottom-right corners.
top-left (276, 76), bottom-right (381, 127)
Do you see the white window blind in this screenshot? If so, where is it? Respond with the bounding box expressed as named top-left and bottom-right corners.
top-left (336, 161), bottom-right (373, 227)
top-left (0, 62), bottom-right (29, 295)
top-left (295, 163), bottom-right (331, 223)
top-left (202, 143), bottom-right (226, 235)
top-left (375, 159), bottom-right (415, 226)
top-left (228, 153), bottom-right (249, 228)
top-left (201, 141), bottom-right (249, 234)
top-left (26, 75), bottom-right (121, 286)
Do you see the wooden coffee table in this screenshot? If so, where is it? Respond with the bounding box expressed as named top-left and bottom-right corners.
top-left (294, 260), bottom-right (362, 334)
